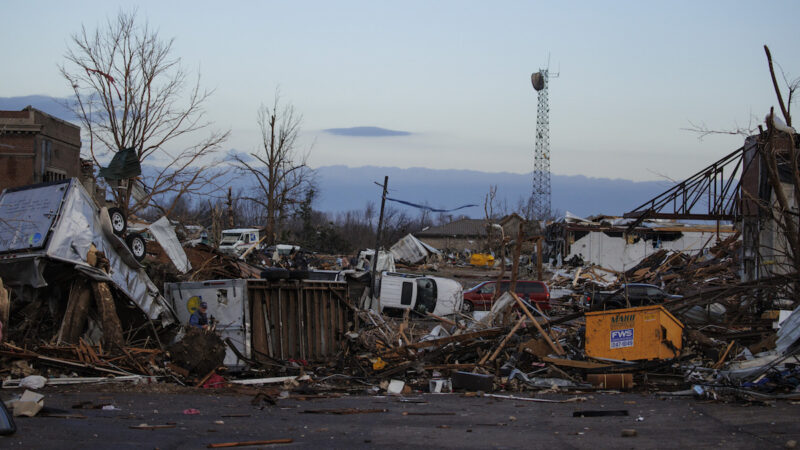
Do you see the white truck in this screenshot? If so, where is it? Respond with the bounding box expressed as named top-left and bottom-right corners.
top-left (218, 228), bottom-right (261, 256)
top-left (378, 271), bottom-right (463, 316)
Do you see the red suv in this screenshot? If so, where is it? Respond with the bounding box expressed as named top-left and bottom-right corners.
top-left (462, 280), bottom-right (550, 312)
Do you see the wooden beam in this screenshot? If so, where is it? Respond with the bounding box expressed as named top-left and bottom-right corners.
top-left (511, 292), bottom-right (564, 356)
top-left (541, 356), bottom-right (610, 369)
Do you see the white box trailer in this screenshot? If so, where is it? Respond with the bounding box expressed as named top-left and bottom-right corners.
top-left (0, 179), bottom-right (175, 324)
top-left (165, 278), bottom-right (354, 369)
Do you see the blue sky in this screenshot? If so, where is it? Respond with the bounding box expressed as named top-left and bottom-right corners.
top-left (2, 0), bottom-right (798, 181)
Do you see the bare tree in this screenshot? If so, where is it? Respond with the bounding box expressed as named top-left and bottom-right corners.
top-left (232, 95), bottom-right (314, 245)
top-left (60, 10), bottom-right (229, 217)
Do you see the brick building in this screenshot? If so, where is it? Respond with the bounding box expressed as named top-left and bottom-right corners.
top-left (0, 106), bottom-right (81, 192)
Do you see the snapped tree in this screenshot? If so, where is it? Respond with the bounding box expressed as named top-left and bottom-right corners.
top-left (232, 95), bottom-right (315, 246)
top-left (60, 10), bottom-right (229, 217)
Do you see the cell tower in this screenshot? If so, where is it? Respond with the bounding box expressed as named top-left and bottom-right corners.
top-left (530, 67), bottom-right (555, 220)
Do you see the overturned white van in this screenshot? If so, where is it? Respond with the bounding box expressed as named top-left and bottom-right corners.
top-left (378, 272), bottom-right (463, 317)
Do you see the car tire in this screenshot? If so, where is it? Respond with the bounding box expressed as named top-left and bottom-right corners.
top-left (108, 207), bottom-right (127, 236)
top-left (125, 233), bottom-right (146, 261)
top-left (462, 301), bottom-right (474, 313)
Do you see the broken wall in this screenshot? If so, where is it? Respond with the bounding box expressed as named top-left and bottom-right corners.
top-left (567, 230), bottom-right (732, 272)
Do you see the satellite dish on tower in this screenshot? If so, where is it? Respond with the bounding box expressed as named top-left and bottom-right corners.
top-left (531, 72), bottom-right (545, 91)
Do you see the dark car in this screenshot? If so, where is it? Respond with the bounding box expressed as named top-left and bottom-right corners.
top-left (462, 280), bottom-right (550, 312)
top-left (587, 283), bottom-right (682, 310)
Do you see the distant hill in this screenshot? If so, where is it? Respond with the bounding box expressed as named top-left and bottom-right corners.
top-left (309, 165), bottom-right (672, 219)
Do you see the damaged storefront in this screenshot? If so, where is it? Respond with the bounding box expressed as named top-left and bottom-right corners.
top-left (546, 213), bottom-right (736, 272)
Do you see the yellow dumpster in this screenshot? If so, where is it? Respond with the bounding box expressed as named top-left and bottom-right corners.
top-left (469, 253), bottom-right (495, 267)
top-left (585, 305), bottom-right (683, 361)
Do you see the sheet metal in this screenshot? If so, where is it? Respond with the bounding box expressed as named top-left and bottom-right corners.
top-left (390, 233), bottom-right (440, 264)
top-left (0, 179), bottom-right (175, 324)
top-left (149, 216), bottom-right (191, 274)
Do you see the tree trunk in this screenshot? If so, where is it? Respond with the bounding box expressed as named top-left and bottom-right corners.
top-left (57, 278), bottom-right (92, 344)
top-left (91, 281), bottom-right (125, 348)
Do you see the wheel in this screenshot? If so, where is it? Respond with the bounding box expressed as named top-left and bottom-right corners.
top-left (125, 233), bottom-right (146, 261)
top-left (462, 300), bottom-right (474, 313)
top-left (108, 207), bottom-right (127, 236)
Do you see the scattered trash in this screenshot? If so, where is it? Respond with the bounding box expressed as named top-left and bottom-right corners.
top-left (183, 408), bottom-right (201, 415)
top-left (8, 390), bottom-right (44, 417)
top-left (18, 375), bottom-right (47, 390)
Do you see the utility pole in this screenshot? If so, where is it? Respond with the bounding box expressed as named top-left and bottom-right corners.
top-left (369, 176), bottom-right (388, 310)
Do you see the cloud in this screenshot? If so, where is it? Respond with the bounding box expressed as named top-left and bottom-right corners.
top-left (323, 126), bottom-right (412, 137)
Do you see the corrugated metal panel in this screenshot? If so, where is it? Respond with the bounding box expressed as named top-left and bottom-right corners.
top-left (776, 305), bottom-right (800, 354)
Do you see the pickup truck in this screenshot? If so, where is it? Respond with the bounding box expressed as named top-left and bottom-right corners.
top-left (584, 283), bottom-right (682, 310)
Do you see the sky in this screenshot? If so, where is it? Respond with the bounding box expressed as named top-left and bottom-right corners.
top-left (1, 0), bottom-right (798, 182)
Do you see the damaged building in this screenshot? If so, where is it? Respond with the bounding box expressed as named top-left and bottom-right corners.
top-left (0, 107), bottom-right (82, 192)
top-left (546, 213), bottom-right (736, 272)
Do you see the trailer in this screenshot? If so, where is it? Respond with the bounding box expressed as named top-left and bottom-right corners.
top-left (0, 178), bottom-right (176, 323)
top-left (164, 278), bottom-right (355, 369)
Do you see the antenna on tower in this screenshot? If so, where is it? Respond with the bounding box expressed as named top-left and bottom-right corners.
top-left (529, 57), bottom-right (558, 221)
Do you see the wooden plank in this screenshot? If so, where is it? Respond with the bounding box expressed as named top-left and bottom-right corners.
top-left (511, 292), bottom-right (564, 356)
top-left (288, 289), bottom-right (296, 358)
top-left (304, 291), bottom-right (313, 360)
top-left (267, 288), bottom-right (276, 357)
top-left (314, 290), bottom-right (322, 358)
top-left (404, 328), bottom-right (504, 350)
top-left (541, 356), bottom-right (610, 369)
top-left (298, 288), bottom-right (306, 361)
top-left (481, 316), bottom-right (526, 365)
top-left (250, 290), bottom-right (267, 361)
top-left (277, 289), bottom-right (289, 359)
top-left (325, 292), bottom-right (333, 356)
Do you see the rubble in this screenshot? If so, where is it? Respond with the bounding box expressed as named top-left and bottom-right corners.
top-left (0, 177), bottom-right (796, 411)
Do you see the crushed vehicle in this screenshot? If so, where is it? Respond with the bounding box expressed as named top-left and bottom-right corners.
top-left (585, 283), bottom-right (682, 310)
top-left (377, 271), bottom-right (463, 316)
top-left (462, 279), bottom-right (551, 312)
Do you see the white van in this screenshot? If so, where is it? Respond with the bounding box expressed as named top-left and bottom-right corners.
top-left (218, 228), bottom-right (260, 255)
top-left (378, 272), bottom-right (463, 316)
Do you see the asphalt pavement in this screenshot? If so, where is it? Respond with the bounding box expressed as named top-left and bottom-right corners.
top-left (1, 387), bottom-right (798, 449)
